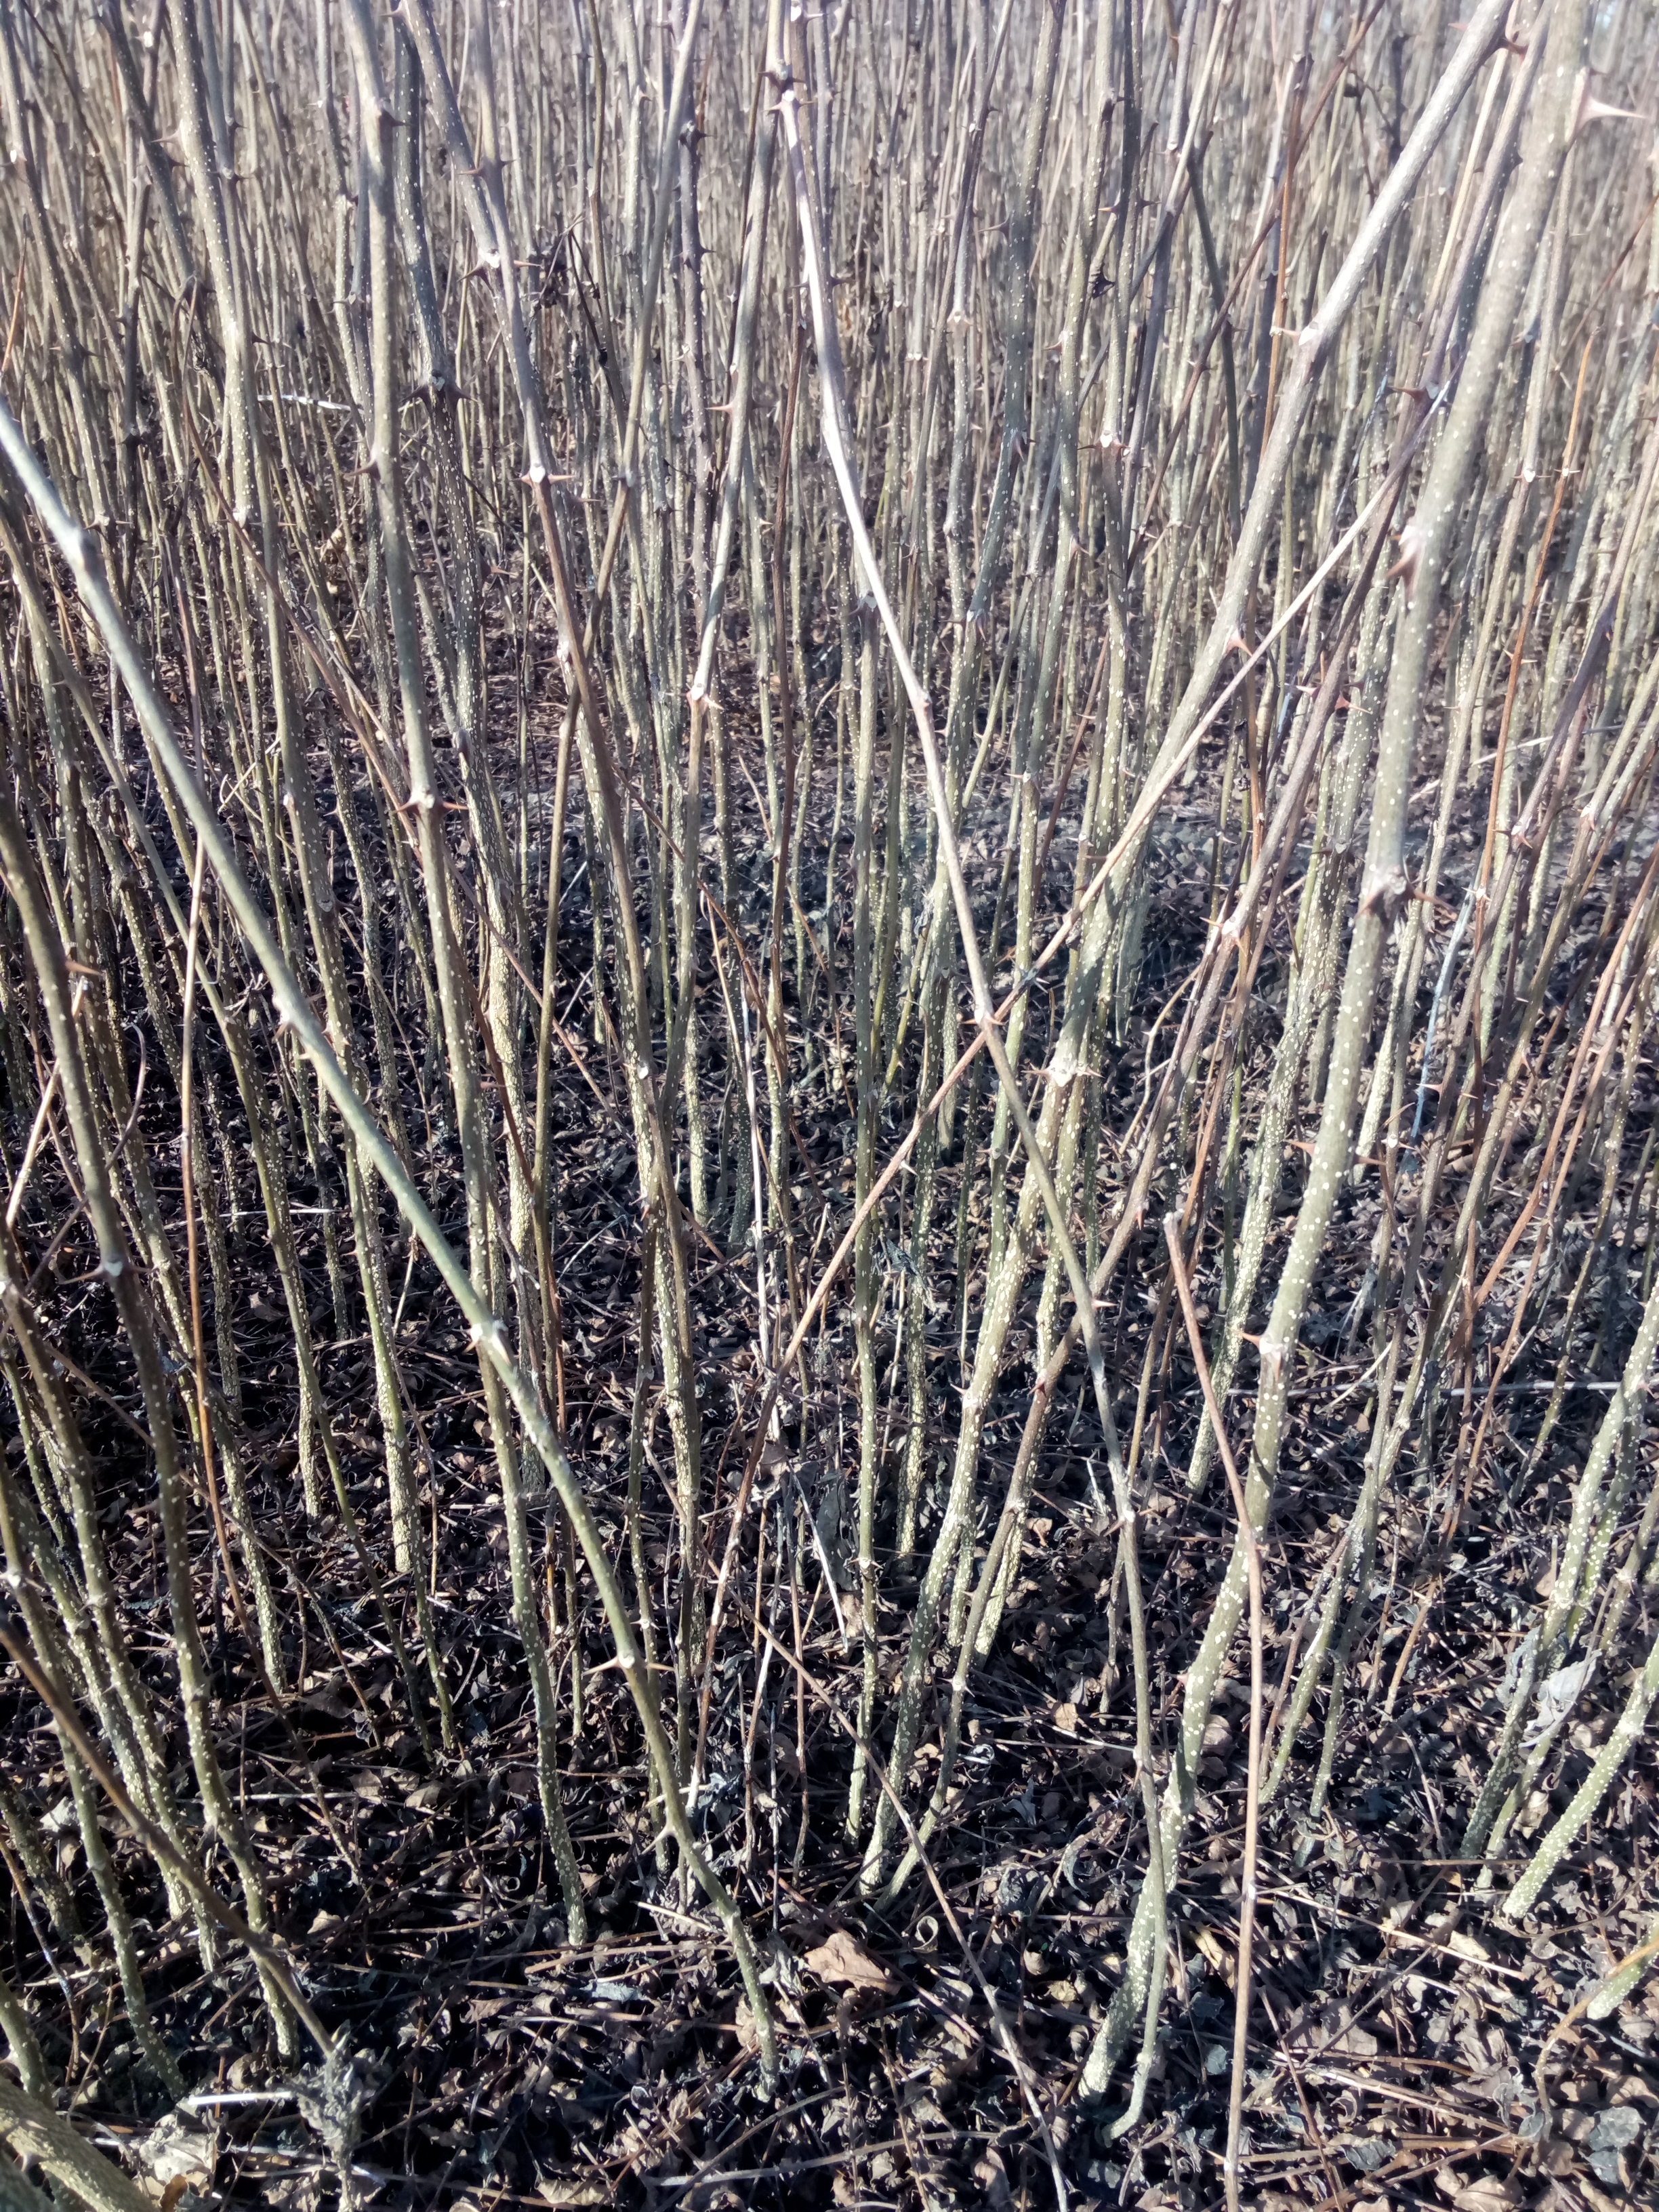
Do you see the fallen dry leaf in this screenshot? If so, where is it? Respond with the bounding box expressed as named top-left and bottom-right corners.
top-left (972, 2148), bottom-right (1012, 2208)
top-left (1435, 2173), bottom-right (1522, 2211)
top-left (1193, 1925), bottom-right (1235, 1982)
top-left (134, 2117), bottom-right (216, 2208)
top-left (804, 1928), bottom-right (897, 1992)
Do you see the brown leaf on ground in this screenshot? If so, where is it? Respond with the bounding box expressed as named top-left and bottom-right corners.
top-left (804, 1928), bottom-right (897, 1992)
top-left (1435, 2174), bottom-right (1522, 2211)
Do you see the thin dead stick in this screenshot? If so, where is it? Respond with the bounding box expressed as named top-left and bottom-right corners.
top-left (3, 1062), bottom-right (60, 1230)
top-left (178, 831), bottom-right (258, 1656)
top-left (1165, 1215), bottom-right (1263, 2212)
